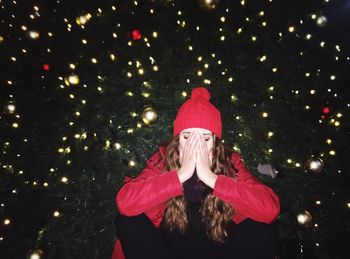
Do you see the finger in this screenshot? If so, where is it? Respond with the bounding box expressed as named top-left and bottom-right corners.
top-left (189, 130), bottom-right (196, 140)
top-left (188, 132), bottom-right (199, 152)
top-left (179, 146), bottom-right (183, 164)
top-left (184, 131), bottom-right (194, 152)
top-left (197, 141), bottom-right (204, 164)
top-left (198, 134), bottom-right (206, 155)
top-left (185, 131), bottom-right (194, 151)
top-left (184, 132), bottom-right (197, 160)
top-left (199, 135), bottom-right (209, 162)
top-left (201, 134), bottom-right (209, 155)
top-left (197, 136), bottom-right (204, 156)
top-left (191, 139), bottom-right (199, 159)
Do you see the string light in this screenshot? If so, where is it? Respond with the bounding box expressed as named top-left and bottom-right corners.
top-left (76, 13), bottom-right (92, 26)
top-left (28, 30), bottom-right (40, 39)
top-left (1, 2), bottom-right (348, 258)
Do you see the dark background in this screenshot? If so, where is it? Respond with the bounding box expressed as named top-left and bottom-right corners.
top-left (0, 0), bottom-right (349, 258)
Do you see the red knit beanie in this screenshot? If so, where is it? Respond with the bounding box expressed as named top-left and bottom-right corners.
top-left (173, 87), bottom-right (222, 139)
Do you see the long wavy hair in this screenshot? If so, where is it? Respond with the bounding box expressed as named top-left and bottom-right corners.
top-left (162, 134), bottom-right (237, 244)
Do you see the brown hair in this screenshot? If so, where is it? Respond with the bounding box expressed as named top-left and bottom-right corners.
top-left (162, 135), bottom-right (237, 244)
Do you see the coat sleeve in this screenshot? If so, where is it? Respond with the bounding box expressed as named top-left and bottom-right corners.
top-left (212, 153), bottom-right (280, 223)
top-left (116, 152), bottom-right (183, 216)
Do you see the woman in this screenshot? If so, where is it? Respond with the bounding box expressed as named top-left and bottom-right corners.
top-left (112, 87), bottom-right (280, 259)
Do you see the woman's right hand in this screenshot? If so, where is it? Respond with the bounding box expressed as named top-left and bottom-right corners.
top-left (178, 131), bottom-right (197, 183)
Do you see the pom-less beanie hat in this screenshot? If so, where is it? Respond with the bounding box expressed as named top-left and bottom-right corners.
top-left (173, 87), bottom-right (222, 139)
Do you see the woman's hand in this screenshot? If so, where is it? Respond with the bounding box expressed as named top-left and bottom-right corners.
top-left (178, 131), bottom-right (197, 183)
top-left (196, 132), bottom-right (218, 188)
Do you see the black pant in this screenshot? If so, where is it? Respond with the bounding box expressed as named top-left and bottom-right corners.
top-left (115, 213), bottom-right (278, 259)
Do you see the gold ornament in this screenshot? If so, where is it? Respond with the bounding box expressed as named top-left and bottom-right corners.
top-left (198, 0), bottom-right (219, 10)
top-left (64, 73), bottom-right (80, 86)
top-left (316, 15), bottom-right (327, 27)
top-left (28, 30), bottom-right (40, 39)
top-left (296, 210), bottom-right (312, 227)
top-left (4, 101), bottom-right (16, 114)
top-left (26, 249), bottom-right (43, 259)
top-left (305, 157), bottom-right (324, 173)
top-left (141, 107), bottom-right (158, 125)
top-left (0, 35), bottom-right (4, 43)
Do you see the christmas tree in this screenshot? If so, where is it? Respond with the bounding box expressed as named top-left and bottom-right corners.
top-left (0, 0), bottom-right (349, 258)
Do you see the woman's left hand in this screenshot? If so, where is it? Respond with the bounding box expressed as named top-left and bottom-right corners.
top-left (195, 132), bottom-right (218, 188)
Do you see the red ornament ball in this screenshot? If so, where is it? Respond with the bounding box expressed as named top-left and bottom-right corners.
top-left (43, 64), bottom-right (50, 71)
top-left (131, 29), bottom-right (142, 40)
top-left (322, 107), bottom-right (330, 114)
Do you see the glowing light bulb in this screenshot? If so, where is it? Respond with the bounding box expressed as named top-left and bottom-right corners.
top-left (129, 160), bottom-right (136, 167)
top-left (28, 30), bottom-right (40, 39)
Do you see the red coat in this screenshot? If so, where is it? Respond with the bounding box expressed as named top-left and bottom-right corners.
top-left (112, 147), bottom-right (280, 259)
